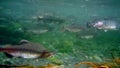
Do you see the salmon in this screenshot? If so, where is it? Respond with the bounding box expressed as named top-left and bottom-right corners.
top-left (86, 18), bottom-right (120, 32)
top-left (0, 40), bottom-right (53, 58)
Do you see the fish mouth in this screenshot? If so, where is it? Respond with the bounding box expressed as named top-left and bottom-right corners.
top-left (40, 51), bottom-right (55, 58)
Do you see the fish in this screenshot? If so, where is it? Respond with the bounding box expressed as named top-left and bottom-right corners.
top-left (32, 14), bottom-right (65, 24)
top-left (0, 40), bottom-right (53, 58)
top-left (86, 18), bottom-right (120, 32)
top-left (62, 23), bottom-right (86, 32)
top-left (27, 29), bottom-right (48, 34)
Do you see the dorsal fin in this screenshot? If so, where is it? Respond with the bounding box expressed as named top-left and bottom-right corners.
top-left (18, 40), bottom-right (29, 45)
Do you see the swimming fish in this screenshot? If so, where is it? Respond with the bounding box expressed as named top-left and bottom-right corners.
top-left (62, 23), bottom-right (86, 32)
top-left (32, 14), bottom-right (65, 24)
top-left (86, 18), bottom-right (120, 32)
top-left (0, 40), bottom-right (53, 58)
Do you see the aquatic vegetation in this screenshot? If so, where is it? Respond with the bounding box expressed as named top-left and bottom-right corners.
top-left (113, 57), bottom-right (120, 65)
top-left (1, 28), bottom-right (119, 67)
top-left (76, 29), bottom-right (96, 39)
top-left (30, 31), bottom-right (77, 53)
top-left (47, 54), bottom-right (63, 65)
top-left (0, 19), bottom-right (31, 44)
top-left (1, 57), bottom-right (120, 68)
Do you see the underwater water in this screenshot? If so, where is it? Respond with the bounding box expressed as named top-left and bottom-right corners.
top-left (0, 0), bottom-right (120, 68)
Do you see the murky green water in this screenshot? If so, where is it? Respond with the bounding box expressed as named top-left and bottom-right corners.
top-left (0, 0), bottom-right (120, 68)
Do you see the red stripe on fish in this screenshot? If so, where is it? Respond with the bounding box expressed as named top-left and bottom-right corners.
top-left (0, 47), bottom-right (18, 53)
top-left (0, 47), bottom-right (53, 58)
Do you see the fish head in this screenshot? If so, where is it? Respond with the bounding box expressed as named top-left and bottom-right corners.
top-left (40, 51), bottom-right (54, 58)
top-left (86, 21), bottom-right (100, 28)
top-left (93, 21), bottom-right (104, 28)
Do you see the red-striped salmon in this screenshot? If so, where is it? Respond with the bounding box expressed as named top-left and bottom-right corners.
top-left (0, 40), bottom-right (53, 58)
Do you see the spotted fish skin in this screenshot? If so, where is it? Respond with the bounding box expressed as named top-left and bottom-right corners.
top-left (0, 40), bottom-right (53, 58)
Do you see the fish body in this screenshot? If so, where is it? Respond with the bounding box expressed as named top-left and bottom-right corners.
top-left (87, 19), bottom-right (120, 32)
top-left (62, 23), bottom-right (85, 32)
top-left (0, 40), bottom-right (53, 58)
top-left (0, 47), bottom-right (49, 58)
top-left (32, 14), bottom-right (65, 24)
top-left (27, 29), bottom-right (48, 34)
